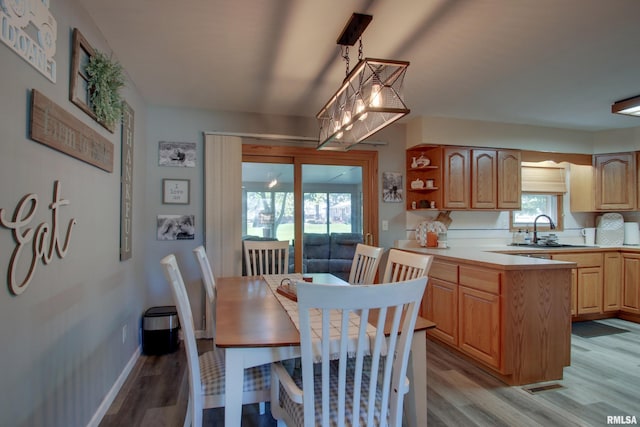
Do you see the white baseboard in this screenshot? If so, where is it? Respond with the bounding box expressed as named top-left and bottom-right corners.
top-left (87, 346), bottom-right (141, 427)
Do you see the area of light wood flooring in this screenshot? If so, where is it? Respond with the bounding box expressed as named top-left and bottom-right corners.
top-left (99, 318), bottom-right (640, 426)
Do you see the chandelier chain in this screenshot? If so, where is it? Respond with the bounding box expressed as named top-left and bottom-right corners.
top-left (358, 38), bottom-right (363, 61)
top-left (342, 46), bottom-right (350, 77)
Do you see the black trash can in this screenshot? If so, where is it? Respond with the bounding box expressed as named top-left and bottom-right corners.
top-left (142, 306), bottom-right (179, 355)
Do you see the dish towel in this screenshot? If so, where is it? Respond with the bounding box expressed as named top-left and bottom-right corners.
top-left (263, 274), bottom-right (387, 362)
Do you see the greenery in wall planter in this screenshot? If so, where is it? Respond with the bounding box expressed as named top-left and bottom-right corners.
top-left (85, 50), bottom-right (125, 129)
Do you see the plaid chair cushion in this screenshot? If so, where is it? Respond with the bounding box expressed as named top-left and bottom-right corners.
top-left (199, 350), bottom-right (271, 397)
top-left (280, 359), bottom-right (385, 426)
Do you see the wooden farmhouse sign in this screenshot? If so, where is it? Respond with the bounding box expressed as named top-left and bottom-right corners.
top-left (30, 89), bottom-right (114, 172)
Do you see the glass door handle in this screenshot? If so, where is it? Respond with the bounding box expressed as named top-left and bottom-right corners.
top-left (365, 232), bottom-right (373, 246)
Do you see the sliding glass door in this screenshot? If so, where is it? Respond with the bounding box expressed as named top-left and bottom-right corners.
top-left (301, 164), bottom-right (363, 236)
top-left (242, 145), bottom-right (377, 274)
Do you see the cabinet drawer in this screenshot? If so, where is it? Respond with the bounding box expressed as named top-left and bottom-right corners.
top-left (459, 266), bottom-right (500, 294)
top-left (430, 260), bottom-right (458, 283)
top-left (552, 252), bottom-right (602, 268)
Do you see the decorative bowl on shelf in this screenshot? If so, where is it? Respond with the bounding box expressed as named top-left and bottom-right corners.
top-left (410, 178), bottom-right (425, 189)
top-left (411, 155), bottom-right (431, 168)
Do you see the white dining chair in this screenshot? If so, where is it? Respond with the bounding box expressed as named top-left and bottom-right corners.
top-left (243, 240), bottom-right (290, 275)
top-left (160, 254), bottom-right (270, 427)
top-left (382, 249), bottom-right (434, 283)
top-left (348, 243), bottom-right (383, 284)
top-left (270, 276), bottom-right (427, 427)
top-left (192, 246), bottom-right (216, 341)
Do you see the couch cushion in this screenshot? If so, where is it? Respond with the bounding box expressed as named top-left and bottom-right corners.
top-left (303, 233), bottom-right (330, 259)
top-left (330, 233), bottom-right (363, 260)
top-left (329, 259), bottom-right (354, 282)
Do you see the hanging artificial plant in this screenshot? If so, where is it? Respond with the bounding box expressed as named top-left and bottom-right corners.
top-left (85, 50), bottom-right (125, 128)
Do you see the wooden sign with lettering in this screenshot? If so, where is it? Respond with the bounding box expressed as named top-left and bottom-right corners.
top-left (30, 89), bottom-right (114, 172)
top-left (120, 101), bottom-right (134, 260)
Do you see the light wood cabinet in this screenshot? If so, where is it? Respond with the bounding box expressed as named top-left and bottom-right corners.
top-left (571, 152), bottom-right (636, 212)
top-left (551, 252), bottom-right (603, 315)
top-left (443, 147), bottom-right (470, 209)
top-left (426, 277), bottom-right (458, 346)
top-left (569, 267), bottom-right (577, 316)
top-left (577, 267), bottom-right (603, 314)
top-left (470, 149), bottom-right (522, 209)
top-left (458, 265), bottom-right (501, 368)
top-left (497, 150), bottom-right (522, 209)
top-left (407, 145), bottom-right (520, 211)
top-left (423, 254), bottom-right (572, 385)
top-left (471, 149), bottom-right (497, 209)
top-left (427, 261), bottom-right (502, 370)
top-left (603, 252), bottom-right (622, 311)
top-left (622, 253), bottom-right (640, 314)
top-left (594, 153), bottom-right (636, 210)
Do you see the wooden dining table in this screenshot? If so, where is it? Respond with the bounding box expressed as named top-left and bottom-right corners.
top-left (215, 273), bottom-right (436, 427)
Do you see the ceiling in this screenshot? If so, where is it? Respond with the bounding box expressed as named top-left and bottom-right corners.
top-left (77, 0), bottom-right (640, 132)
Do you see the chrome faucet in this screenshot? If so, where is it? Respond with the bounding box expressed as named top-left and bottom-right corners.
top-left (533, 214), bottom-right (556, 244)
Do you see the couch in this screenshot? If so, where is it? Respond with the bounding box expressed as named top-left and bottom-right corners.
top-left (302, 232), bottom-right (363, 281)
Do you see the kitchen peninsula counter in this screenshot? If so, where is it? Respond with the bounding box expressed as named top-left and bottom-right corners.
top-left (396, 240), bottom-right (575, 386)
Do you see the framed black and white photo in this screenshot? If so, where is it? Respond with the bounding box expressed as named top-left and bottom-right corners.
top-left (157, 214), bottom-right (195, 240)
top-left (158, 141), bottom-right (196, 167)
top-left (162, 179), bottom-right (190, 204)
top-left (382, 172), bottom-right (403, 203)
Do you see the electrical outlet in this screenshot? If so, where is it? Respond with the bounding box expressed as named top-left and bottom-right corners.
top-left (122, 324), bottom-right (127, 344)
top-left (382, 220), bottom-right (389, 231)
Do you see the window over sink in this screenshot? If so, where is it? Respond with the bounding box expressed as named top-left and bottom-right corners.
top-left (510, 193), bottom-right (563, 231)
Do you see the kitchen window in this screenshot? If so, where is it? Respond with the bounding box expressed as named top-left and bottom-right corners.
top-left (510, 193), bottom-right (563, 231)
top-left (510, 164), bottom-right (567, 231)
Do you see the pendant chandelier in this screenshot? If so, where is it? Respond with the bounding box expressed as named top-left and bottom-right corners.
top-left (316, 13), bottom-right (410, 151)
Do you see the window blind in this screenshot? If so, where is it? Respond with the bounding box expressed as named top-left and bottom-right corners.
top-left (521, 165), bottom-right (567, 194)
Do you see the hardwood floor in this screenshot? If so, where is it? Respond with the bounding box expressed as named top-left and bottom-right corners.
top-left (100, 319), bottom-right (640, 426)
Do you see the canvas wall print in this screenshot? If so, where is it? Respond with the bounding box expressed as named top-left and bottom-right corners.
top-left (382, 172), bottom-right (403, 202)
top-left (157, 214), bottom-right (195, 240)
top-left (158, 141), bottom-right (196, 167)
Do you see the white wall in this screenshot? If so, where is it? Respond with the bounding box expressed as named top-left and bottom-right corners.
top-left (0, 0), bottom-right (147, 425)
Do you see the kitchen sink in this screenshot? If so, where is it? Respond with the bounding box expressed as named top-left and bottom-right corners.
top-left (508, 243), bottom-right (588, 248)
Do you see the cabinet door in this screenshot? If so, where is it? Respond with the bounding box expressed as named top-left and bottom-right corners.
top-left (497, 150), bottom-right (521, 209)
top-left (471, 149), bottom-right (497, 209)
top-left (443, 147), bottom-right (470, 209)
top-left (622, 254), bottom-right (640, 313)
top-left (594, 153), bottom-right (636, 210)
top-left (458, 286), bottom-right (500, 368)
top-left (577, 266), bottom-right (602, 315)
top-left (426, 278), bottom-right (458, 346)
top-left (603, 252), bottom-right (622, 311)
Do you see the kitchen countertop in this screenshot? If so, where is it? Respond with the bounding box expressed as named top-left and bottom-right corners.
top-left (395, 240), bottom-right (640, 270)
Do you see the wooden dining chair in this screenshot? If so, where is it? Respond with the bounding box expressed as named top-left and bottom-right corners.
top-left (192, 246), bottom-right (216, 341)
top-left (270, 277), bottom-right (428, 427)
top-left (160, 254), bottom-right (270, 427)
top-left (381, 249), bottom-right (434, 283)
top-left (243, 240), bottom-right (290, 275)
top-left (348, 243), bottom-right (383, 284)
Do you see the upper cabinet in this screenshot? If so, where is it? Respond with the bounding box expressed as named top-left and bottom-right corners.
top-left (595, 153), bottom-right (636, 210)
top-left (497, 150), bottom-right (522, 209)
top-left (570, 152), bottom-right (637, 212)
top-left (407, 145), bottom-right (521, 211)
top-left (443, 147), bottom-right (470, 209)
top-left (471, 149), bottom-right (497, 208)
